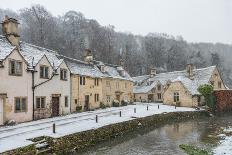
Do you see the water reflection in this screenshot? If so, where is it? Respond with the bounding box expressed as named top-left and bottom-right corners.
top-left (75, 115), bottom-right (232, 155)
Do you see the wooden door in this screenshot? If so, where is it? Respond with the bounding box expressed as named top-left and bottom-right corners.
top-left (0, 99), bottom-right (3, 125)
top-left (52, 97), bottom-right (60, 117)
top-left (84, 95), bottom-right (89, 111)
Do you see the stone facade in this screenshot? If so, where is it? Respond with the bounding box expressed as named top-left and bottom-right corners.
top-left (163, 81), bottom-right (196, 107)
top-left (71, 75), bottom-right (103, 112)
top-left (163, 67), bottom-right (226, 107)
top-left (102, 78), bottom-right (133, 105)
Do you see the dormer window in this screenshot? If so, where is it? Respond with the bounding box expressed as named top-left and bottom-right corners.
top-left (157, 85), bottom-right (161, 91)
top-left (218, 81), bottom-right (222, 88)
top-left (9, 59), bottom-right (22, 76)
top-left (100, 65), bottom-right (105, 72)
top-left (40, 65), bottom-right (49, 79)
top-left (60, 69), bottom-right (67, 81)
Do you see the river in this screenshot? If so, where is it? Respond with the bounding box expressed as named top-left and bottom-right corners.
top-left (72, 114), bottom-right (232, 155)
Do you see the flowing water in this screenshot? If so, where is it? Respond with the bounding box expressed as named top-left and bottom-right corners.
top-left (74, 114), bottom-right (232, 155)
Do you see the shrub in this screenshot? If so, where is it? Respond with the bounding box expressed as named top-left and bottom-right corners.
top-left (76, 106), bottom-right (82, 112)
top-left (121, 100), bottom-right (128, 106)
top-left (176, 101), bottom-right (181, 107)
top-left (198, 84), bottom-right (215, 111)
top-left (112, 100), bottom-right (120, 107)
top-left (100, 102), bottom-right (106, 109)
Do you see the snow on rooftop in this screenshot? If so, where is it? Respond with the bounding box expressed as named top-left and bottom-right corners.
top-left (66, 61), bottom-right (105, 78)
top-left (133, 66), bottom-right (216, 95)
top-left (0, 35), bottom-right (133, 81)
top-left (0, 36), bottom-right (16, 61)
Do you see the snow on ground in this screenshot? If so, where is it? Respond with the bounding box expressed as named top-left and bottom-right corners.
top-left (0, 103), bottom-right (196, 153)
top-left (213, 127), bottom-right (232, 155)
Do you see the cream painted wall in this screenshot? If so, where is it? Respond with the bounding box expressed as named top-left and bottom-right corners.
top-left (0, 49), bottom-right (32, 123)
top-left (34, 57), bottom-right (70, 117)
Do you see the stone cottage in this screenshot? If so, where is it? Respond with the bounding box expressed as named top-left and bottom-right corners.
top-left (63, 49), bottom-right (134, 112)
top-left (133, 64), bottom-right (226, 107)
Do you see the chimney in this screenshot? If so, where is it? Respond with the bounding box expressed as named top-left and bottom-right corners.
top-left (1, 15), bottom-right (20, 47)
top-left (84, 49), bottom-right (93, 63)
top-left (186, 64), bottom-right (195, 79)
top-left (150, 68), bottom-right (157, 77)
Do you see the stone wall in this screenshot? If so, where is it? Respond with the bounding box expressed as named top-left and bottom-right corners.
top-left (214, 90), bottom-right (232, 113)
top-left (2, 110), bottom-right (208, 154)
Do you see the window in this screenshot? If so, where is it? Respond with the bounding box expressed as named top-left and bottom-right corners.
top-left (125, 83), bottom-right (127, 88)
top-left (106, 81), bottom-right (110, 87)
top-left (157, 93), bottom-right (162, 100)
top-left (107, 95), bottom-right (111, 103)
top-left (40, 66), bottom-right (49, 79)
top-left (116, 82), bottom-right (119, 89)
top-left (218, 81), bottom-right (222, 88)
top-left (15, 97), bottom-right (27, 112)
top-left (95, 94), bottom-right (99, 102)
top-left (157, 85), bottom-right (161, 91)
top-left (65, 96), bottom-right (69, 107)
top-left (94, 78), bottom-right (99, 86)
top-left (174, 92), bottom-right (180, 102)
top-left (36, 97), bottom-right (45, 109)
top-left (80, 76), bottom-right (86, 85)
top-left (60, 69), bottom-right (67, 80)
top-left (75, 99), bottom-right (78, 104)
top-left (9, 59), bottom-right (22, 76)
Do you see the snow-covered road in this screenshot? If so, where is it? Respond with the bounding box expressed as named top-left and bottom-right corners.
top-left (0, 103), bottom-right (196, 153)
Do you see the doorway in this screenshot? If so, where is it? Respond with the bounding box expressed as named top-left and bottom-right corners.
top-left (84, 95), bottom-right (90, 111)
top-left (52, 97), bottom-right (60, 117)
top-left (0, 98), bottom-right (4, 125)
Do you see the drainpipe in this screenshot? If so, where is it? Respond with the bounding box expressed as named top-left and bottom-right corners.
top-left (32, 66), bottom-right (35, 120)
top-left (30, 61), bottom-right (57, 120)
top-left (70, 74), bottom-right (72, 113)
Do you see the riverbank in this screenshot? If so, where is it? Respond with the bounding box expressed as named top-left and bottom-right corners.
top-left (0, 103), bottom-right (209, 154)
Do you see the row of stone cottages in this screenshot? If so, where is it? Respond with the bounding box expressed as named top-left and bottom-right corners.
top-left (0, 16), bottom-right (133, 125)
top-left (133, 64), bottom-right (226, 107)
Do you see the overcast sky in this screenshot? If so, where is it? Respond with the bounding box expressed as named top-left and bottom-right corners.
top-left (1, 0), bottom-right (231, 44)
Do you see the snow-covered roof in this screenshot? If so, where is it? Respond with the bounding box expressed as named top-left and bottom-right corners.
top-left (0, 36), bottom-right (16, 61)
top-left (0, 35), bottom-right (64, 70)
top-left (20, 42), bottom-right (63, 69)
top-left (133, 81), bottom-right (158, 94)
top-left (133, 66), bottom-right (216, 95)
top-left (66, 60), bottom-right (105, 78)
top-left (0, 35), bottom-right (133, 81)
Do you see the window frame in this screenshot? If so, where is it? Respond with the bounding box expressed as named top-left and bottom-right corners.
top-left (65, 96), bottom-right (69, 107)
top-left (36, 96), bottom-right (46, 109)
top-left (9, 59), bottom-right (23, 76)
top-left (173, 92), bottom-right (180, 102)
top-left (40, 65), bottom-right (49, 79)
top-left (60, 68), bottom-right (68, 81)
top-left (106, 95), bottom-right (111, 103)
top-left (80, 76), bottom-right (86, 85)
top-left (15, 97), bottom-right (27, 113)
top-left (94, 78), bottom-right (99, 86)
top-left (157, 93), bottom-right (162, 100)
top-left (218, 81), bottom-right (222, 88)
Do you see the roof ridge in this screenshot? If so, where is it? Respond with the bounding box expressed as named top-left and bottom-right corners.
top-left (21, 42), bottom-right (58, 54)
